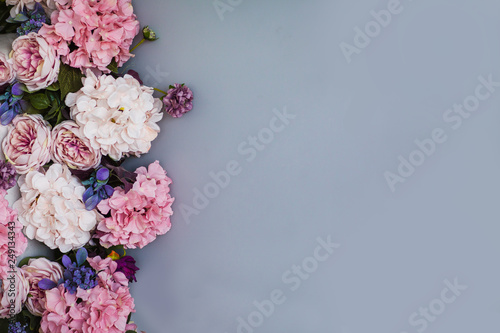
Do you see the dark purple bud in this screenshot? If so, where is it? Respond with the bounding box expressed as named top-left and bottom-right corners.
top-left (82, 187), bottom-right (94, 203)
top-left (38, 278), bottom-right (57, 290)
top-left (62, 255), bottom-right (72, 269)
top-left (96, 167), bottom-right (109, 182)
top-left (103, 184), bottom-right (114, 197)
top-left (85, 194), bottom-right (99, 211)
top-left (0, 101), bottom-right (9, 113)
top-left (0, 109), bottom-right (15, 125)
top-left (11, 83), bottom-right (23, 96)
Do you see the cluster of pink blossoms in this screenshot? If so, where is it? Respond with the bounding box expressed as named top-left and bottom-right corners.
top-left (40, 256), bottom-right (136, 333)
top-left (97, 161), bottom-right (174, 249)
top-left (0, 189), bottom-right (27, 280)
top-left (39, 0), bottom-right (140, 71)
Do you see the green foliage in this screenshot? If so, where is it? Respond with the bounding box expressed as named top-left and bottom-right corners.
top-left (23, 88), bottom-right (66, 126)
top-left (27, 93), bottom-right (50, 110)
top-left (21, 309), bottom-right (40, 332)
top-left (58, 63), bottom-right (84, 102)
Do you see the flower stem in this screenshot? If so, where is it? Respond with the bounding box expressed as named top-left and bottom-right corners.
top-left (130, 39), bottom-right (145, 52)
top-left (154, 88), bottom-right (168, 95)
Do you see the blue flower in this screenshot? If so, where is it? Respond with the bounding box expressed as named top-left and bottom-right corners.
top-left (15, 3), bottom-right (48, 36)
top-left (8, 321), bottom-right (28, 333)
top-left (0, 83), bottom-right (25, 125)
top-left (39, 248), bottom-right (98, 295)
top-left (82, 166), bottom-right (114, 210)
top-left (61, 248), bottom-right (98, 294)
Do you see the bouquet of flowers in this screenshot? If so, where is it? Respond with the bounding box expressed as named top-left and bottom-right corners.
top-left (0, 0), bottom-right (194, 332)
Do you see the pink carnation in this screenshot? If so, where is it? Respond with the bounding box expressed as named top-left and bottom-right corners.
top-left (39, 0), bottom-right (140, 72)
top-left (97, 161), bottom-right (174, 249)
top-left (40, 256), bottom-right (136, 333)
top-left (0, 189), bottom-right (27, 280)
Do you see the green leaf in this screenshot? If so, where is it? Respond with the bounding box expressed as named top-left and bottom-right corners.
top-left (44, 103), bottom-right (61, 121)
top-left (46, 82), bottom-right (60, 91)
top-left (107, 59), bottom-right (118, 74)
top-left (21, 102), bottom-right (41, 115)
top-left (46, 90), bottom-right (60, 104)
top-left (58, 63), bottom-right (83, 101)
top-left (22, 309), bottom-right (40, 331)
top-left (55, 110), bottom-right (65, 125)
top-left (28, 93), bottom-right (50, 110)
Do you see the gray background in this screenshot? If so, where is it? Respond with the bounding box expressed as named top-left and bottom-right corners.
top-left (122, 0), bottom-right (500, 332)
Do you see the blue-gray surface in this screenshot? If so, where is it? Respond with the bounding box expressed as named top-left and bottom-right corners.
top-left (124, 1), bottom-right (500, 332)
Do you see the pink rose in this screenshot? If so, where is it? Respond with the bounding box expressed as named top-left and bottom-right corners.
top-left (0, 53), bottom-right (14, 86)
top-left (2, 114), bottom-right (52, 174)
top-left (0, 267), bottom-right (29, 318)
top-left (0, 189), bottom-right (27, 280)
top-left (51, 120), bottom-right (101, 170)
top-left (0, 34), bottom-right (16, 87)
top-left (11, 32), bottom-right (60, 92)
top-left (20, 258), bottom-right (64, 316)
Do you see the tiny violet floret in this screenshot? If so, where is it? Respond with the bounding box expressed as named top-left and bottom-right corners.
top-left (61, 249), bottom-right (98, 294)
top-left (8, 321), bottom-right (28, 333)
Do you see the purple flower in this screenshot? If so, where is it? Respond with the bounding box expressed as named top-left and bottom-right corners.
top-left (0, 83), bottom-right (26, 125)
top-left (61, 248), bottom-right (98, 294)
top-left (0, 160), bottom-right (16, 190)
top-left (115, 256), bottom-right (139, 282)
top-left (82, 166), bottom-right (114, 210)
top-left (8, 321), bottom-right (27, 333)
top-left (162, 83), bottom-right (193, 118)
top-left (16, 4), bottom-right (48, 36)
